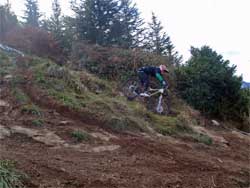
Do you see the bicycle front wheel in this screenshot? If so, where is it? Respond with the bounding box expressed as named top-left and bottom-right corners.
top-left (121, 76), bottom-right (141, 100)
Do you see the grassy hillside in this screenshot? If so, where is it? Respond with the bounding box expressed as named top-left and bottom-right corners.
top-left (0, 50), bottom-right (212, 143)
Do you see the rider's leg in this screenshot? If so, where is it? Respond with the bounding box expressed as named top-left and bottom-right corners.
top-left (138, 71), bottom-right (149, 93)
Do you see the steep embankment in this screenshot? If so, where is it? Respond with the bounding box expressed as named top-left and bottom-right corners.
top-left (0, 50), bottom-right (250, 188)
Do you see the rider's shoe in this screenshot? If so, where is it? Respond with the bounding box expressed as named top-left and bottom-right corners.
top-left (140, 92), bottom-right (150, 97)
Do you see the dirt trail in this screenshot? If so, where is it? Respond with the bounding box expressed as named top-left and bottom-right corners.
top-left (0, 78), bottom-right (250, 188)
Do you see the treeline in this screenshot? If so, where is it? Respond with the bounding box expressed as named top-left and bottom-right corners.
top-left (0, 0), bottom-right (182, 66)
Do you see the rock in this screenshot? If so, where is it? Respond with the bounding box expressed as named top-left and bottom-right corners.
top-left (4, 75), bottom-right (13, 80)
top-left (91, 145), bottom-right (120, 152)
top-left (11, 126), bottom-right (65, 147)
top-left (0, 100), bottom-right (9, 107)
top-left (58, 121), bottom-right (71, 126)
top-left (211, 120), bottom-right (220, 126)
top-left (0, 125), bottom-right (11, 139)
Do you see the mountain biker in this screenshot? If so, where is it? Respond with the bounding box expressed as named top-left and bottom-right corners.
top-left (137, 64), bottom-right (169, 97)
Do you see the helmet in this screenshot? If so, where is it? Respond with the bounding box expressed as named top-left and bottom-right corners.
top-left (159, 64), bottom-right (169, 73)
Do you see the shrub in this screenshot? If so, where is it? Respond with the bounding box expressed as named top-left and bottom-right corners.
top-left (4, 26), bottom-right (66, 65)
top-left (176, 46), bottom-right (247, 121)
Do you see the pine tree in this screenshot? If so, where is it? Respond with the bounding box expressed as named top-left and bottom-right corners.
top-left (145, 12), bottom-right (171, 55)
top-left (72, 0), bottom-right (120, 45)
top-left (23, 0), bottom-right (41, 27)
top-left (110, 0), bottom-right (145, 48)
top-left (145, 12), bottom-right (182, 65)
top-left (165, 39), bottom-right (183, 67)
top-left (43, 0), bottom-right (64, 45)
top-left (50, 0), bottom-right (62, 35)
top-left (0, 3), bottom-right (18, 40)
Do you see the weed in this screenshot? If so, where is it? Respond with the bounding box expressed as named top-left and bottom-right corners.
top-left (0, 160), bottom-right (26, 188)
top-left (71, 130), bottom-right (90, 142)
top-left (31, 119), bottom-right (44, 127)
top-left (21, 105), bottom-right (41, 116)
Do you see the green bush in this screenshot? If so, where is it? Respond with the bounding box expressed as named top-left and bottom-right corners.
top-left (176, 46), bottom-right (248, 121)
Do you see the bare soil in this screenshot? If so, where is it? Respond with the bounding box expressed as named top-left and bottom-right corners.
top-left (0, 79), bottom-right (250, 188)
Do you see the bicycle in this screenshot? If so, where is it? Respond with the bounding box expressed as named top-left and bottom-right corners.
top-left (122, 75), bottom-right (171, 114)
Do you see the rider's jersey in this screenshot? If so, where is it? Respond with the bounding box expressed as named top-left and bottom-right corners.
top-left (138, 66), bottom-right (166, 87)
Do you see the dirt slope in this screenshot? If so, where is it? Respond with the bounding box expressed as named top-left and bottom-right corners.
top-left (0, 72), bottom-right (250, 188)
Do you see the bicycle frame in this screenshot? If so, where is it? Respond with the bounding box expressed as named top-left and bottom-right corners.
top-left (147, 88), bottom-right (163, 97)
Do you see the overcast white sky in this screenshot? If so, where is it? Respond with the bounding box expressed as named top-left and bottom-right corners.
top-left (3, 0), bottom-right (250, 81)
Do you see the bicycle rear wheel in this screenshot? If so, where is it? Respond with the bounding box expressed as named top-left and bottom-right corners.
top-left (121, 76), bottom-right (141, 100)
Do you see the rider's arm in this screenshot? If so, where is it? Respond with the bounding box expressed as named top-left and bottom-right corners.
top-left (156, 73), bottom-right (168, 88)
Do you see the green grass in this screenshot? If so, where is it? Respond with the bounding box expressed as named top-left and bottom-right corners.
top-left (71, 130), bottom-right (91, 142)
top-left (21, 104), bottom-right (41, 116)
top-left (147, 113), bottom-right (193, 135)
top-left (31, 63), bottom-right (149, 132)
top-left (0, 160), bottom-right (26, 188)
top-left (31, 119), bottom-right (44, 127)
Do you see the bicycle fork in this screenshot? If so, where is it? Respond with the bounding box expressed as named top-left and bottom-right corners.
top-left (156, 94), bottom-right (164, 114)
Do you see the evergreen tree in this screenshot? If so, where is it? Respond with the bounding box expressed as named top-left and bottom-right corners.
top-left (23, 0), bottom-right (41, 27)
top-left (176, 46), bottom-right (247, 120)
top-left (43, 0), bottom-right (64, 47)
top-left (60, 16), bottom-right (77, 52)
top-left (110, 0), bottom-right (145, 48)
top-left (0, 3), bottom-right (18, 40)
top-left (166, 40), bottom-right (183, 67)
top-left (72, 0), bottom-right (120, 45)
top-left (145, 12), bottom-right (171, 55)
top-left (50, 0), bottom-right (62, 35)
top-left (145, 12), bottom-right (182, 65)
